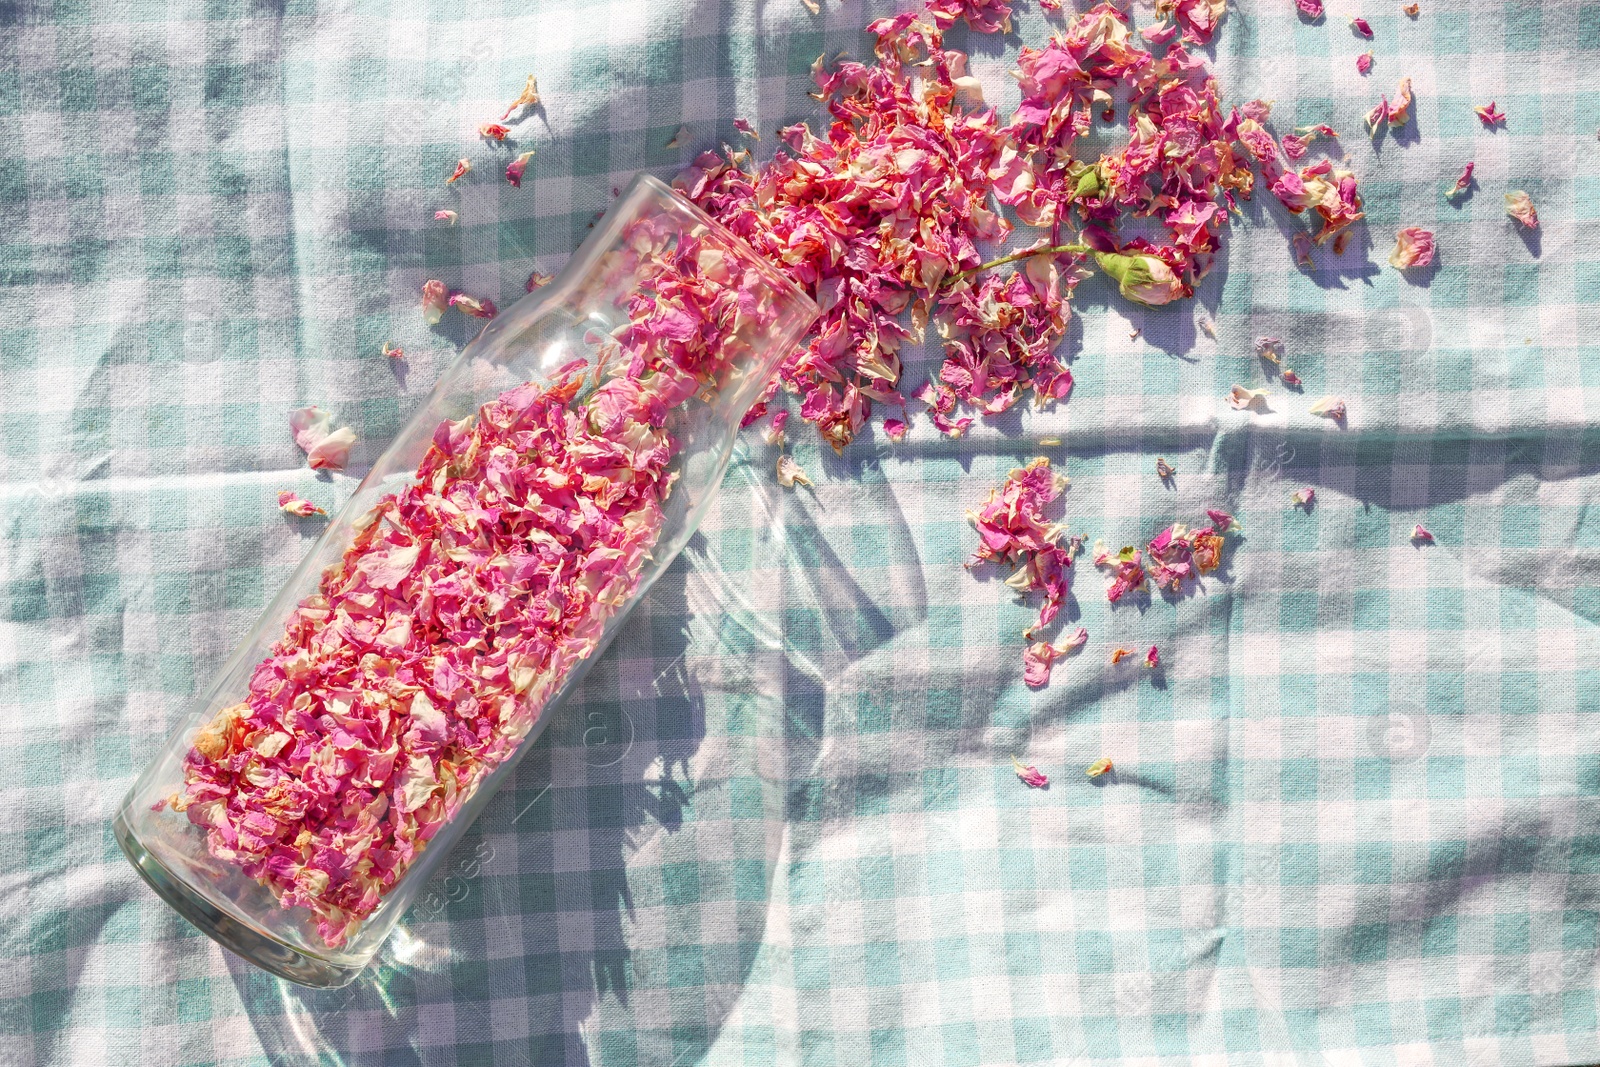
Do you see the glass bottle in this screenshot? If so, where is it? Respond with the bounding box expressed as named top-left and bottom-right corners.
top-left (113, 173), bottom-right (817, 987)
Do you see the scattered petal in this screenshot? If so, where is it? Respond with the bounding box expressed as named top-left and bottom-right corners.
top-left (381, 341), bottom-right (404, 360)
top-left (1475, 101), bottom-right (1506, 127)
top-left (1292, 486), bottom-right (1315, 508)
top-left (506, 150), bottom-right (535, 188)
top-left (764, 410), bottom-right (791, 447)
top-left (1111, 647), bottom-right (1135, 664)
top-left (1156, 456), bottom-right (1176, 479)
top-left (1446, 161), bottom-right (1475, 200)
top-left (526, 270), bottom-right (555, 292)
top-left (1206, 508), bottom-right (1238, 532)
top-left (1296, 0), bottom-right (1324, 19)
top-left (1411, 523), bottom-right (1434, 543)
top-left (1402, 2), bottom-right (1418, 13)
top-left (665, 124), bottom-right (691, 148)
top-left (446, 158), bottom-right (471, 184)
top-left (883, 417), bottom-right (907, 442)
top-left (288, 406), bottom-right (333, 454)
top-left (1086, 757), bottom-right (1114, 778)
top-left (1144, 645), bottom-right (1160, 668)
top-left (434, 209), bottom-right (458, 225)
top-left (306, 427), bottom-right (356, 471)
top-left (1388, 226), bottom-right (1436, 270)
top-left (1386, 77), bottom-right (1414, 126)
top-left (1012, 756), bottom-right (1049, 788)
top-left (1310, 395), bottom-right (1347, 420)
top-left (421, 279), bottom-right (449, 325)
top-left (1280, 368), bottom-right (1302, 387)
top-left (277, 490), bottom-right (326, 517)
top-left (449, 293), bottom-right (497, 319)
top-left (1356, 51), bottom-right (1373, 75)
top-left (777, 454), bottom-right (813, 488)
top-left (1255, 336), bottom-right (1282, 364)
top-left (732, 118), bottom-right (760, 140)
top-left (478, 122), bottom-right (511, 141)
top-left (500, 75), bottom-right (541, 120)
top-left (1505, 190), bottom-right (1538, 229)
top-left (1350, 16), bottom-right (1373, 36)
top-left (1228, 384), bottom-right (1269, 410)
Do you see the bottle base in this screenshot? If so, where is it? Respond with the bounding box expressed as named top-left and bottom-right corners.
top-left (113, 809), bottom-right (364, 989)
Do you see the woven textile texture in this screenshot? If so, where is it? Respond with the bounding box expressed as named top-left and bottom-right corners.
top-left (2, 0), bottom-right (1599, 1064)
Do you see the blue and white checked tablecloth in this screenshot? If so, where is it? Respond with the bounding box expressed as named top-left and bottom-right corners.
top-left (3, 0), bottom-right (1600, 1063)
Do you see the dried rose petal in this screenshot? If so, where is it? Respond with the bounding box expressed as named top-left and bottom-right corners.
top-left (1293, 486), bottom-right (1315, 508)
top-left (478, 122), bottom-right (511, 141)
top-left (1280, 368), bottom-right (1302, 387)
top-left (1356, 51), bottom-right (1374, 75)
top-left (1156, 457), bottom-right (1176, 479)
top-left (1446, 161), bottom-right (1475, 199)
top-left (1206, 508), bottom-right (1237, 531)
top-left (277, 490), bottom-right (325, 517)
top-left (1310, 395), bottom-right (1347, 420)
top-left (525, 270), bottom-right (554, 292)
top-left (1144, 645), bottom-right (1159, 668)
top-left (306, 427), bottom-right (356, 471)
top-left (1111, 647), bottom-right (1135, 664)
top-left (449, 293), bottom-right (497, 319)
top-left (1505, 190), bottom-right (1538, 229)
top-left (777, 454), bottom-right (812, 488)
top-left (1388, 226), bottom-right (1435, 270)
top-left (1403, 2), bottom-right (1418, 13)
top-left (883, 417), bottom-right (907, 442)
top-left (1386, 78), bottom-right (1414, 126)
top-left (764, 410), bottom-right (790, 447)
top-left (500, 75), bottom-right (541, 120)
top-left (381, 342), bottom-right (404, 360)
top-left (732, 118), bottom-right (760, 140)
top-left (1475, 101), bottom-right (1506, 127)
top-left (434, 209), bottom-right (458, 225)
top-left (446, 158), bottom-right (471, 184)
top-left (421, 279), bottom-right (449, 325)
top-left (288, 406), bottom-right (332, 453)
top-left (506, 150), bottom-right (535, 188)
top-left (1228, 384), bottom-right (1268, 410)
top-left (1296, 0), bottom-right (1324, 18)
top-left (801, 0), bottom-right (821, 13)
top-left (1351, 16), bottom-right (1374, 35)
top-left (1012, 756), bottom-right (1049, 787)
top-left (1086, 757), bottom-right (1114, 777)
top-left (665, 124), bottom-right (691, 148)
top-left (1411, 523), bottom-right (1435, 543)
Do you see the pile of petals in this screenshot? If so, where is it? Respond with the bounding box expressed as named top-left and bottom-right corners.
top-left (171, 219), bottom-right (779, 948)
top-left (678, 0), bottom-right (1363, 450)
top-left (966, 456), bottom-right (1074, 638)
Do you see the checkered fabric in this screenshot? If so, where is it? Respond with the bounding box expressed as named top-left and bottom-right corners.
top-left (2, 0), bottom-right (1599, 1063)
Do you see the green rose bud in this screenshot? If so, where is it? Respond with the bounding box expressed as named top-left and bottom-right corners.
top-left (1093, 251), bottom-right (1185, 307)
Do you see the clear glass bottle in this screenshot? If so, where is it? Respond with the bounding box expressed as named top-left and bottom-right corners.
top-left (113, 173), bottom-right (817, 988)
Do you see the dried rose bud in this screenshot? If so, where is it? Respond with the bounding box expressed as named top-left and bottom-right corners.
top-left (1310, 396), bottom-right (1347, 420)
top-left (478, 122), bottom-right (511, 141)
top-left (1012, 757), bottom-right (1049, 789)
top-left (1388, 226), bottom-right (1435, 270)
top-left (1505, 190), bottom-right (1538, 229)
top-left (1086, 757), bottom-right (1114, 778)
top-left (277, 490), bottom-right (325, 517)
top-left (500, 74), bottom-right (540, 120)
top-left (446, 158), bottom-right (471, 184)
top-left (449, 293), bottom-right (497, 319)
top-left (421, 279), bottom-right (449, 325)
top-left (1094, 251), bottom-right (1185, 306)
top-left (777, 454), bottom-right (812, 488)
top-left (1356, 51), bottom-right (1373, 75)
top-left (434, 209), bottom-right (458, 224)
top-left (506, 150), bottom-right (535, 187)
